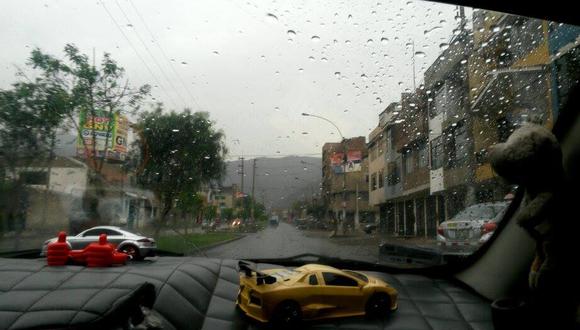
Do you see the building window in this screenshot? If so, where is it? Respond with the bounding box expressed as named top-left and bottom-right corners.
top-left (387, 162), bottom-right (400, 186)
top-left (20, 171), bottom-right (48, 185)
top-left (386, 127), bottom-right (394, 152)
top-left (453, 123), bottom-right (469, 167)
top-left (404, 150), bottom-right (414, 175)
top-left (371, 173), bottom-right (377, 191)
top-left (431, 137), bottom-right (444, 169)
top-left (378, 169), bottom-right (384, 188)
top-left (418, 143), bottom-right (428, 168)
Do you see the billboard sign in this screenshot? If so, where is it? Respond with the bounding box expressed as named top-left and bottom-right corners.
top-left (77, 109), bottom-right (129, 161)
top-left (345, 150), bottom-right (362, 172)
top-left (330, 152), bottom-right (345, 174)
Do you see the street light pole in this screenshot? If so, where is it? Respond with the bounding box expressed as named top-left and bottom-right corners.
top-left (302, 112), bottom-right (348, 236)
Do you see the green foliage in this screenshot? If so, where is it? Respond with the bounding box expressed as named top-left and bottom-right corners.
top-left (26, 44), bottom-right (150, 170)
top-left (221, 207), bottom-right (234, 220)
top-left (134, 105), bottom-right (227, 229)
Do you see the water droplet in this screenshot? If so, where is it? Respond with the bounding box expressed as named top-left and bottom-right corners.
top-left (361, 74), bottom-right (368, 80)
top-left (439, 43), bottom-right (450, 50)
top-left (204, 155), bottom-right (210, 159)
top-left (301, 132), bottom-right (308, 135)
top-left (126, 24), bottom-right (134, 28)
top-left (298, 68), bottom-right (304, 73)
top-left (308, 56), bottom-right (315, 61)
top-left (213, 51), bottom-right (220, 55)
top-left (311, 35), bottom-right (320, 42)
top-left (345, 40), bottom-right (351, 44)
top-left (181, 61), bottom-right (187, 65)
top-left (348, 14), bottom-right (353, 20)
top-left (380, 37), bottom-right (388, 44)
top-left (414, 51), bottom-right (426, 57)
top-left (367, 39), bottom-right (374, 44)
top-left (460, 59), bottom-right (467, 64)
top-left (423, 26), bottom-right (442, 35)
top-left (266, 13), bottom-right (278, 23)
top-left (321, 57), bottom-right (328, 62)
top-left (287, 30), bottom-right (296, 36)
top-left (334, 72), bottom-right (341, 78)
top-left (172, 129), bottom-right (180, 132)
top-left (274, 107), bottom-right (280, 111)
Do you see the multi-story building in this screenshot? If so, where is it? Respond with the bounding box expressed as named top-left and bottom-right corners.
top-left (367, 114), bottom-right (388, 227)
top-left (469, 12), bottom-right (555, 204)
top-left (380, 90), bottom-right (438, 237)
top-left (322, 137), bottom-right (373, 229)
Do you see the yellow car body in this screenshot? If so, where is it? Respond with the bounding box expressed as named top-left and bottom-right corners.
top-left (236, 262), bottom-right (398, 323)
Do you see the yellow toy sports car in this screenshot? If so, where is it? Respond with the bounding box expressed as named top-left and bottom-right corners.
top-left (236, 261), bottom-right (398, 324)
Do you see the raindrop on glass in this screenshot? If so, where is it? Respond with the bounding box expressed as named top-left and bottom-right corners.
top-left (266, 13), bottom-right (278, 23)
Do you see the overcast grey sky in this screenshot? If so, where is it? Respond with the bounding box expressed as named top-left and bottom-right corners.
top-left (0, 0), bottom-right (467, 159)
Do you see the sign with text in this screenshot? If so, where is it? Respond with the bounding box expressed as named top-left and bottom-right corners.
top-left (77, 109), bottom-right (128, 162)
top-left (330, 152), bottom-right (345, 174)
top-left (345, 150), bottom-right (362, 172)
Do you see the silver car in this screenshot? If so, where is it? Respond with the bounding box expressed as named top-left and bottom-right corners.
top-left (437, 202), bottom-right (509, 249)
top-left (41, 226), bottom-right (156, 260)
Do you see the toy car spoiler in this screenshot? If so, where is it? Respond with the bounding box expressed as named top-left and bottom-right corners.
top-left (238, 260), bottom-right (277, 285)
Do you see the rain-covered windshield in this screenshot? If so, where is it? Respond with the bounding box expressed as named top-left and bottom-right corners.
top-left (0, 0), bottom-right (578, 267)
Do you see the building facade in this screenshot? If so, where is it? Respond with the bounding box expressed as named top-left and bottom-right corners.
top-left (322, 137), bottom-right (373, 229)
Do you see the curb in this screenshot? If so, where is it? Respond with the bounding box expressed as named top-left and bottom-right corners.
top-left (199, 234), bottom-right (245, 251)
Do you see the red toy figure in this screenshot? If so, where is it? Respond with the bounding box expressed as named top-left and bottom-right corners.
top-left (46, 231), bottom-right (70, 266)
top-left (84, 234), bottom-right (128, 267)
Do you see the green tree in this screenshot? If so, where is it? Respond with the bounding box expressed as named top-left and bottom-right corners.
top-left (25, 44), bottom-right (150, 223)
top-left (0, 79), bottom-right (70, 234)
top-left (134, 105), bottom-right (227, 235)
top-left (221, 207), bottom-right (234, 221)
top-left (27, 44), bottom-right (150, 173)
top-left (175, 192), bottom-right (205, 234)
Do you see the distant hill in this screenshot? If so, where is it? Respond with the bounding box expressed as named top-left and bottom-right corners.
top-left (222, 156), bottom-right (322, 209)
top-left (54, 134), bottom-right (322, 209)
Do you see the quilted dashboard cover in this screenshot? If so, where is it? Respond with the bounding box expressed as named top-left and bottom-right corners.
top-left (0, 257), bottom-right (493, 330)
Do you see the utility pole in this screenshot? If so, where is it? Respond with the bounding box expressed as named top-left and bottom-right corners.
top-left (239, 157), bottom-right (244, 195)
top-left (251, 158), bottom-right (257, 221)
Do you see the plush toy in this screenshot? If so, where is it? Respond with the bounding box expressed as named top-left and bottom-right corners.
top-left (488, 123), bottom-right (565, 294)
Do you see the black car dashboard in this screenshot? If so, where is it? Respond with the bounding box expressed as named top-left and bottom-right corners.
top-left (0, 257), bottom-right (493, 330)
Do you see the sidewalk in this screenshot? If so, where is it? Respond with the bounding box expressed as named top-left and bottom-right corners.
top-left (301, 229), bottom-right (438, 248)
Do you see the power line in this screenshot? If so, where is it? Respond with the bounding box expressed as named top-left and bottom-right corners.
top-left (127, 0), bottom-right (202, 111)
top-left (114, 0), bottom-right (189, 110)
top-left (98, 0), bottom-right (179, 110)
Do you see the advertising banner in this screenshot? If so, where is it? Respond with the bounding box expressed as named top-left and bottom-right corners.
top-left (345, 150), bottom-right (362, 172)
top-left (330, 152), bottom-right (345, 174)
top-left (77, 109), bottom-right (128, 162)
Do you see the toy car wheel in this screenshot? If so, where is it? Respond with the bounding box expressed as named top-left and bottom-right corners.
top-left (120, 245), bottom-right (142, 261)
top-left (272, 300), bottom-right (302, 325)
top-left (366, 293), bottom-right (391, 317)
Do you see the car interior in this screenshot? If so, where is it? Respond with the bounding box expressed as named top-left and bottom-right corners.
top-left (0, 0), bottom-right (578, 329)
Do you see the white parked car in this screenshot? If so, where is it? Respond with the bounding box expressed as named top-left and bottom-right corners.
top-left (437, 202), bottom-right (510, 248)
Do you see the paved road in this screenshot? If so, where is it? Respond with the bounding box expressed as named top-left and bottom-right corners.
top-left (204, 222), bottom-right (379, 263)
